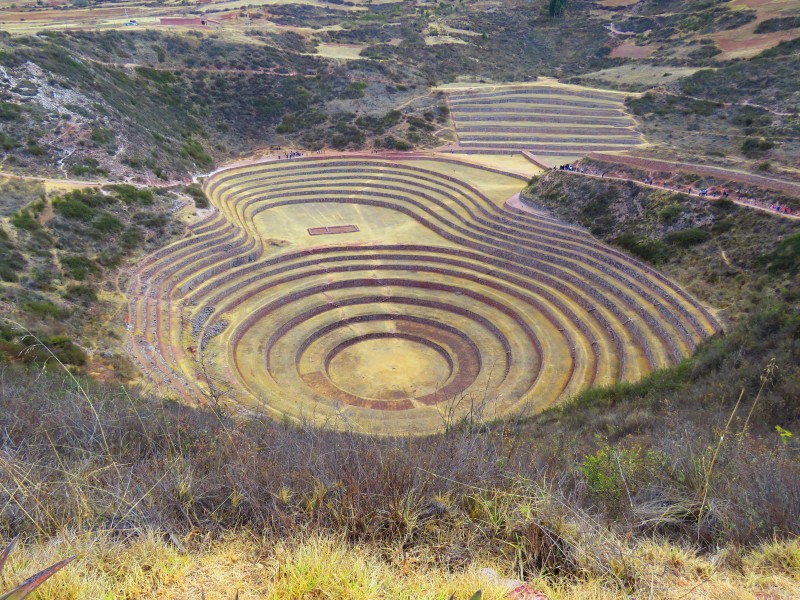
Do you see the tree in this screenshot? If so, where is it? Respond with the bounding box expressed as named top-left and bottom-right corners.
top-left (549, 0), bottom-right (567, 17)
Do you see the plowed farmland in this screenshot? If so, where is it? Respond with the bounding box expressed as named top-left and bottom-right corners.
top-left (446, 82), bottom-right (647, 160)
top-left (127, 153), bottom-right (719, 434)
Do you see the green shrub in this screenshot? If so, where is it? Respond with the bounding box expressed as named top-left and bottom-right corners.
top-left (754, 16), bottom-right (800, 34)
top-left (0, 131), bottom-right (18, 151)
top-left (48, 335), bottom-right (87, 365)
top-left (0, 227), bottom-right (26, 278)
top-left (711, 218), bottom-right (735, 234)
top-left (97, 249), bottom-right (123, 268)
top-left (759, 233), bottom-right (800, 275)
top-left (181, 138), bottom-right (214, 169)
top-left (379, 135), bottom-right (411, 151)
top-left (64, 284), bottom-right (98, 304)
top-left (0, 101), bottom-right (21, 120)
top-left (136, 66), bottom-right (177, 84)
top-left (23, 299), bottom-right (69, 319)
top-left (579, 443), bottom-right (667, 512)
top-left (53, 197), bottom-right (96, 221)
top-left (69, 158), bottom-right (107, 177)
top-left (614, 233), bottom-right (669, 264)
top-left (121, 228), bottom-right (142, 249)
top-left (184, 183), bottom-right (209, 209)
top-left (108, 184), bottom-right (154, 205)
top-left (741, 137), bottom-right (774, 157)
top-left (61, 254), bottom-right (99, 280)
top-left (664, 228), bottom-right (710, 247)
top-left (686, 99), bottom-right (717, 116)
top-left (90, 126), bottom-right (114, 146)
top-left (659, 204), bottom-right (682, 222)
top-left (10, 208), bottom-right (41, 231)
top-left (0, 265), bottom-right (18, 282)
top-left (711, 198), bottom-right (735, 211)
top-left (91, 212), bottom-right (124, 233)
top-left (26, 138), bottom-right (44, 156)
top-left (732, 106), bottom-right (771, 129)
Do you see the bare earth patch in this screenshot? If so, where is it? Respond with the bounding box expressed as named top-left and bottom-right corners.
top-left (599, 0), bottom-right (640, 6)
top-left (610, 43), bottom-right (655, 58)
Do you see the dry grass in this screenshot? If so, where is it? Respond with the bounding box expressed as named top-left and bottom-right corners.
top-left (3, 532), bottom-right (798, 599)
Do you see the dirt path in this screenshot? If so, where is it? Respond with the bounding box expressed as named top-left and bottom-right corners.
top-left (561, 168), bottom-right (800, 221)
top-left (653, 88), bottom-right (796, 118)
top-left (0, 170), bottom-right (187, 190)
top-left (587, 152), bottom-right (800, 197)
top-left (86, 58), bottom-right (304, 77)
top-left (0, 170), bottom-right (104, 187)
top-left (82, 57), bottom-right (391, 84)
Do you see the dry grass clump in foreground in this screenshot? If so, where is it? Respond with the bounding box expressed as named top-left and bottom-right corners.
top-left (4, 532), bottom-right (799, 599)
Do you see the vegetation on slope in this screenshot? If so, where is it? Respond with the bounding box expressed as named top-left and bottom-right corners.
top-left (521, 170), bottom-right (799, 318)
top-left (625, 38), bottom-right (800, 173)
top-left (0, 30), bottom-right (441, 181)
top-left (0, 184), bottom-right (186, 377)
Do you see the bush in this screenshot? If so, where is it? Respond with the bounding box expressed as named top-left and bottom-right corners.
top-left (25, 139), bottom-right (44, 156)
top-left (10, 208), bottom-right (41, 231)
top-left (184, 183), bottom-right (209, 209)
top-left (664, 228), bottom-right (710, 247)
top-left (711, 198), bottom-right (735, 211)
top-left (0, 101), bottom-right (21, 120)
top-left (64, 284), bottom-right (98, 304)
top-left (61, 255), bottom-right (99, 280)
top-left (181, 138), bottom-right (214, 169)
top-left (90, 127), bottom-right (114, 146)
top-left (54, 197), bottom-right (96, 221)
top-left (659, 204), bottom-right (683, 222)
top-left (121, 229), bottom-right (142, 250)
top-left (91, 213), bottom-right (124, 233)
top-left (22, 299), bottom-right (69, 319)
top-left (760, 233), bottom-right (800, 275)
top-left (0, 227), bottom-right (25, 279)
top-left (47, 335), bottom-right (87, 365)
top-left (754, 16), bottom-right (800, 34)
top-left (0, 131), bottom-right (18, 151)
top-left (579, 443), bottom-right (667, 514)
top-left (741, 137), bottom-right (774, 157)
top-left (108, 184), bottom-right (153, 205)
top-left (614, 233), bottom-right (669, 264)
top-left (69, 158), bottom-right (108, 177)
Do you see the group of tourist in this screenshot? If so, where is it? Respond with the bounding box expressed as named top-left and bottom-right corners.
top-left (769, 203), bottom-right (795, 215)
top-left (556, 164), bottom-right (587, 173)
top-left (275, 149), bottom-right (328, 160)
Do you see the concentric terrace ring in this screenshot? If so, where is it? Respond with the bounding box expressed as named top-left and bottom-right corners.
top-left (126, 154), bottom-right (721, 434)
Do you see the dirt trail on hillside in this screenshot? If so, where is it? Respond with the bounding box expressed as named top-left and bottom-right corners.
top-left (549, 160), bottom-right (800, 221)
top-left (587, 152), bottom-right (800, 197)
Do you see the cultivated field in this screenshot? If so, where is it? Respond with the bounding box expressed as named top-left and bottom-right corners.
top-left (126, 153), bottom-right (719, 434)
top-left (444, 81), bottom-right (647, 160)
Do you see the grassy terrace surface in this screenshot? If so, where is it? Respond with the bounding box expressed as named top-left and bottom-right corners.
top-left (445, 82), bottom-right (646, 159)
top-left (127, 153), bottom-right (719, 434)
